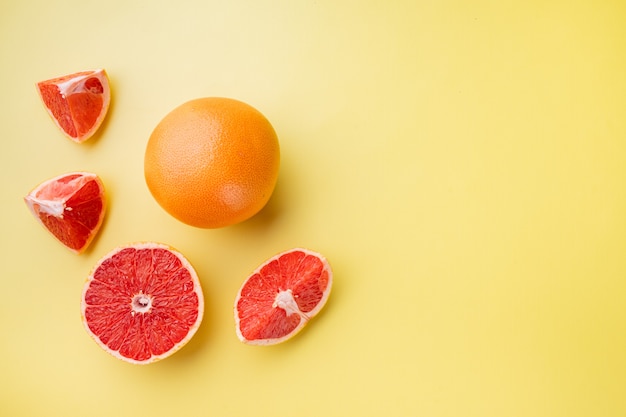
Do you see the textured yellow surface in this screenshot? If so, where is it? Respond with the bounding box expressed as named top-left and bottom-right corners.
top-left (1, 1), bottom-right (625, 416)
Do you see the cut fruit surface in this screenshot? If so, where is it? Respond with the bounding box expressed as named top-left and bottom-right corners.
top-left (234, 248), bottom-right (332, 345)
top-left (81, 243), bottom-right (204, 364)
top-left (24, 172), bottom-right (106, 254)
top-left (36, 69), bottom-right (111, 142)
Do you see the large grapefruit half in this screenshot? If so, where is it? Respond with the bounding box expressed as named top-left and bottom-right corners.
top-left (81, 243), bottom-right (204, 364)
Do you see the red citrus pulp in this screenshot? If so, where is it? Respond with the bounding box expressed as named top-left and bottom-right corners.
top-left (234, 248), bottom-right (333, 345)
top-left (81, 243), bottom-right (204, 364)
top-left (24, 172), bottom-right (106, 254)
top-left (36, 69), bottom-right (111, 143)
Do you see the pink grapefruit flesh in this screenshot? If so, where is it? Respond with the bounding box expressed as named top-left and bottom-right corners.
top-left (36, 69), bottom-right (111, 143)
top-left (81, 242), bottom-right (204, 364)
top-left (234, 248), bottom-right (333, 345)
top-left (24, 172), bottom-right (106, 254)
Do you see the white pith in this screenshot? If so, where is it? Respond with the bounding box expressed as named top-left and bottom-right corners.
top-left (56, 73), bottom-right (92, 96)
top-left (131, 293), bottom-right (153, 315)
top-left (25, 195), bottom-right (67, 218)
top-left (55, 70), bottom-right (107, 97)
top-left (273, 289), bottom-right (309, 320)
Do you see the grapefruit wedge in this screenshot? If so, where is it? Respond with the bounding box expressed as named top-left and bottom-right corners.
top-left (24, 172), bottom-right (106, 254)
top-left (234, 248), bottom-right (333, 345)
top-left (81, 243), bottom-right (204, 364)
top-left (36, 69), bottom-right (111, 143)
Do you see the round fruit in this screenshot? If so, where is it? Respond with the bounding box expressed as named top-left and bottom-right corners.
top-left (234, 248), bottom-right (332, 345)
top-left (36, 69), bottom-right (111, 143)
top-left (81, 242), bottom-right (204, 364)
top-left (24, 172), bottom-right (106, 254)
top-left (144, 97), bottom-right (280, 228)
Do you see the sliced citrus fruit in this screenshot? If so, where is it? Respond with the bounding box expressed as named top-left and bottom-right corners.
top-left (234, 248), bottom-right (333, 345)
top-left (24, 172), bottom-right (106, 254)
top-left (81, 242), bottom-right (204, 364)
top-left (36, 69), bottom-right (111, 143)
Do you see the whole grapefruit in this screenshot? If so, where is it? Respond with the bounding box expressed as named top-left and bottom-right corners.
top-left (144, 97), bottom-right (280, 228)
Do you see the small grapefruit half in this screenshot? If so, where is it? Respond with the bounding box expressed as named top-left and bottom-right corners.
top-left (234, 248), bottom-right (333, 345)
top-left (36, 69), bottom-right (111, 143)
top-left (24, 172), bottom-right (106, 254)
top-left (81, 243), bottom-right (204, 364)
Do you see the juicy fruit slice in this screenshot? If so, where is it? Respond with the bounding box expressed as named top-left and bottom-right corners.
top-left (234, 248), bottom-right (333, 345)
top-left (24, 172), bottom-right (106, 254)
top-left (36, 69), bottom-right (111, 142)
top-left (81, 243), bottom-right (204, 364)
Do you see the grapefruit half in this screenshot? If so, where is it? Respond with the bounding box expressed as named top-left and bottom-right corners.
top-left (81, 243), bottom-right (204, 364)
top-left (234, 248), bottom-right (333, 345)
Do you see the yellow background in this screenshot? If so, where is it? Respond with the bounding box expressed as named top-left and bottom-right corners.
top-left (1, 1), bottom-right (625, 416)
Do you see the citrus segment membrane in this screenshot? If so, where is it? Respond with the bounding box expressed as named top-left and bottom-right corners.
top-left (36, 69), bottom-right (111, 142)
top-left (235, 248), bottom-right (332, 345)
top-left (81, 243), bottom-right (204, 364)
top-left (24, 172), bottom-right (106, 254)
